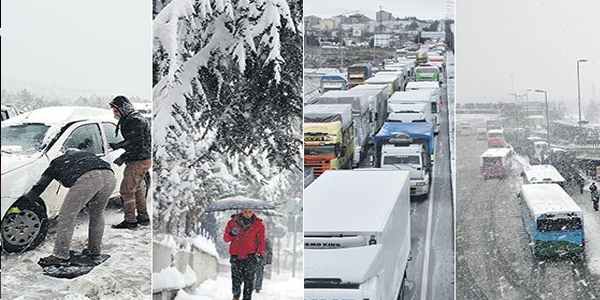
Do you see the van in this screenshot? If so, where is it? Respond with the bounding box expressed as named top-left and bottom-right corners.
top-left (480, 148), bottom-right (512, 179)
top-left (487, 129), bottom-right (507, 148)
top-left (522, 165), bottom-right (565, 187)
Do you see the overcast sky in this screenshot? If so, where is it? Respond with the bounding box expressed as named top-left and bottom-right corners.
top-left (456, 0), bottom-right (600, 111)
top-left (304, 0), bottom-right (450, 20)
top-left (1, 1), bottom-right (151, 99)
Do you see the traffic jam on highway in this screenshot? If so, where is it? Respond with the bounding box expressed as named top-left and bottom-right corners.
top-left (303, 14), bottom-right (454, 299)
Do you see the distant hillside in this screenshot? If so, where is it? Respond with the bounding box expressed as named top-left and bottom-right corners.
top-left (0, 76), bottom-right (149, 102)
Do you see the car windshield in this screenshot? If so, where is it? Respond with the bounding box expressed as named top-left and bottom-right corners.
top-left (1, 123), bottom-right (50, 154)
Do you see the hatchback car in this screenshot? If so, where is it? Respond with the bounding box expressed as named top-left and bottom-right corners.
top-left (1, 106), bottom-right (149, 253)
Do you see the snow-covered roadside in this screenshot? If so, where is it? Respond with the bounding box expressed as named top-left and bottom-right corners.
top-left (572, 184), bottom-right (600, 277)
top-left (1, 208), bottom-right (152, 299)
top-left (174, 271), bottom-right (303, 300)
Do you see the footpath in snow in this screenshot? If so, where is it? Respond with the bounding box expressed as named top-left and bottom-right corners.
top-left (173, 271), bottom-right (303, 300)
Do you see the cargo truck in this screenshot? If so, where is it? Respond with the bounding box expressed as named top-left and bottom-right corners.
top-left (387, 95), bottom-right (433, 132)
top-left (387, 90), bottom-right (439, 133)
top-left (372, 122), bottom-right (434, 196)
top-left (315, 91), bottom-right (376, 167)
top-left (363, 74), bottom-right (401, 97)
top-left (348, 84), bottom-right (389, 134)
top-left (304, 104), bottom-right (355, 177)
top-left (347, 64), bottom-right (373, 88)
top-left (304, 169), bottom-right (411, 300)
top-left (319, 74), bottom-right (349, 94)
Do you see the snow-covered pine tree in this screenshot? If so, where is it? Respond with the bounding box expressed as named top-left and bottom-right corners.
top-left (153, 0), bottom-right (303, 235)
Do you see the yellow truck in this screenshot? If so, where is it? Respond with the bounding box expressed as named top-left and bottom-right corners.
top-left (304, 104), bottom-right (354, 177)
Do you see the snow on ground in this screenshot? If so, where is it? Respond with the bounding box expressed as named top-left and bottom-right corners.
top-left (513, 153), bottom-right (600, 277)
top-left (174, 271), bottom-right (303, 300)
top-left (572, 183), bottom-right (600, 277)
top-left (1, 207), bottom-right (152, 300)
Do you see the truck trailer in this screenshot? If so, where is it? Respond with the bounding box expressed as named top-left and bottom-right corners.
top-left (304, 104), bottom-right (355, 177)
top-left (304, 169), bottom-right (411, 300)
top-left (315, 91), bottom-right (376, 167)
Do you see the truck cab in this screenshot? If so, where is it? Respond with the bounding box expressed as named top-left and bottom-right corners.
top-left (372, 122), bottom-right (435, 197)
top-left (379, 137), bottom-right (432, 196)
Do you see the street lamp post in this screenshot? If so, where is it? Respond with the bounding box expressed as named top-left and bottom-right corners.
top-left (509, 93), bottom-right (519, 129)
top-left (577, 59), bottom-right (588, 127)
top-left (534, 89), bottom-right (550, 146)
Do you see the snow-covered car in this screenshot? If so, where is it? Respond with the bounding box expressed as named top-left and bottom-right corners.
top-left (1, 105), bottom-right (20, 122)
top-left (1, 106), bottom-right (149, 253)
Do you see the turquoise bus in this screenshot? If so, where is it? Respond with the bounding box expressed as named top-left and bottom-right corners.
top-left (519, 184), bottom-right (584, 257)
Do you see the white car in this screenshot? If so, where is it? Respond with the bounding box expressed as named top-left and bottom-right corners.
top-left (1, 106), bottom-right (148, 253)
top-left (1, 105), bottom-right (20, 122)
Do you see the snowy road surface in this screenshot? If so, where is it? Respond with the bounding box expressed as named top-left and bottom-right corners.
top-left (1, 206), bottom-right (152, 300)
top-left (173, 271), bottom-right (302, 300)
top-left (456, 116), bottom-right (600, 299)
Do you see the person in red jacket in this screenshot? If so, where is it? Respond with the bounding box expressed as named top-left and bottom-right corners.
top-left (223, 208), bottom-right (266, 300)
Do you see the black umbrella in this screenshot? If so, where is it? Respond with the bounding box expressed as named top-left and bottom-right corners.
top-left (204, 196), bottom-right (276, 212)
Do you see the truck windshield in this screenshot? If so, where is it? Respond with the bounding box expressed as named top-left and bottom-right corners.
top-left (305, 145), bottom-right (337, 156)
top-left (383, 155), bottom-right (420, 165)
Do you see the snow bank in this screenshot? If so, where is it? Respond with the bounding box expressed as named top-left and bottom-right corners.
top-left (153, 266), bottom-right (197, 293)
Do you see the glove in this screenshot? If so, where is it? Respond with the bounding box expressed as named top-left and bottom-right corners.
top-left (229, 227), bottom-right (240, 236)
top-left (113, 157), bottom-right (125, 166)
top-left (109, 142), bottom-right (120, 150)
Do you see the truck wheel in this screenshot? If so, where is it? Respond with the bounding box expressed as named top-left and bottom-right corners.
top-left (2, 200), bottom-right (48, 253)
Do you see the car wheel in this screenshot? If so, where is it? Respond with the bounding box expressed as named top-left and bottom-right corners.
top-left (2, 200), bottom-right (48, 253)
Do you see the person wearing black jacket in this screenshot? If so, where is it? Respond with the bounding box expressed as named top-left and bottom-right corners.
top-left (108, 95), bottom-right (152, 229)
top-left (254, 237), bottom-right (273, 293)
top-left (25, 149), bottom-right (116, 266)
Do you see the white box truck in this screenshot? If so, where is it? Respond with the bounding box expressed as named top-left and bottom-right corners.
top-left (349, 84), bottom-right (390, 134)
top-left (388, 90), bottom-right (439, 133)
top-left (304, 170), bottom-right (411, 300)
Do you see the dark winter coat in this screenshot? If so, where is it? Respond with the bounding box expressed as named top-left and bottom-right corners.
top-left (28, 149), bottom-right (113, 197)
top-left (263, 238), bottom-right (273, 265)
top-left (223, 213), bottom-right (266, 259)
top-left (109, 95), bottom-right (151, 162)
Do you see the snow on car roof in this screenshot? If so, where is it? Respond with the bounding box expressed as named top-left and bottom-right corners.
top-left (1, 106), bottom-right (114, 127)
top-left (480, 148), bottom-right (511, 158)
top-left (523, 165), bottom-right (565, 183)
